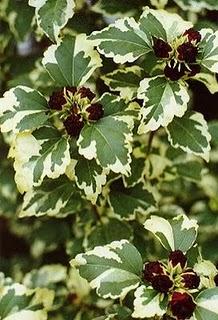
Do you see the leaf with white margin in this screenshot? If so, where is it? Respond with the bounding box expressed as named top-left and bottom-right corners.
top-left (166, 111), bottom-right (211, 162)
top-left (198, 29), bottom-right (218, 74)
top-left (102, 66), bottom-right (146, 101)
top-left (29, 0), bottom-right (75, 42)
top-left (144, 214), bottom-right (198, 252)
top-left (71, 240), bottom-right (143, 299)
top-left (192, 72), bottom-right (218, 94)
top-left (0, 86), bottom-right (49, 133)
top-left (77, 94), bottom-right (137, 176)
top-left (132, 285), bottom-right (167, 318)
top-left (4, 310), bottom-right (47, 320)
top-left (109, 180), bottom-right (157, 220)
top-left (139, 6), bottom-right (192, 43)
top-left (19, 176), bottom-right (83, 217)
top-left (137, 76), bottom-right (189, 134)
top-left (174, 0), bottom-right (218, 12)
top-left (88, 17), bottom-right (152, 64)
top-left (194, 288), bottom-right (218, 320)
top-left (42, 34), bottom-right (102, 87)
top-left (75, 157), bottom-right (108, 204)
top-left (9, 126), bottom-right (71, 193)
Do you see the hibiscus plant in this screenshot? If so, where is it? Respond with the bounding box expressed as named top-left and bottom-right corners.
top-left (1, 0), bottom-right (218, 319)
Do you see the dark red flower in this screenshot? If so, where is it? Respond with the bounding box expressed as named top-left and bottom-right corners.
top-left (164, 61), bottom-right (186, 81)
top-left (187, 64), bottom-right (201, 77)
top-left (177, 42), bottom-right (198, 63)
top-left (153, 37), bottom-right (172, 58)
top-left (48, 89), bottom-right (66, 110)
top-left (86, 103), bottom-right (104, 121)
top-left (64, 113), bottom-right (84, 137)
top-left (169, 250), bottom-right (187, 269)
top-left (151, 274), bottom-right (173, 293)
top-left (143, 261), bottom-right (164, 283)
top-left (214, 274), bottom-right (218, 286)
top-left (170, 292), bottom-right (196, 320)
top-left (77, 87), bottom-right (96, 101)
top-left (184, 28), bottom-right (201, 43)
top-left (182, 269), bottom-right (200, 289)
top-left (66, 86), bottom-right (77, 95)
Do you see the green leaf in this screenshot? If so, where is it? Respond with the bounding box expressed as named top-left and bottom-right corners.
top-left (86, 218), bottom-right (133, 250)
top-left (137, 76), bottom-right (189, 134)
top-left (109, 180), bottom-right (157, 220)
top-left (0, 86), bottom-right (49, 134)
top-left (144, 214), bottom-right (198, 252)
top-left (72, 240), bottom-right (143, 299)
top-left (19, 176), bottom-right (83, 217)
top-left (173, 161), bottom-right (203, 181)
top-left (174, 0), bottom-right (218, 12)
top-left (102, 66), bottom-right (145, 101)
top-left (77, 94), bottom-right (137, 176)
top-left (91, 0), bottom-right (140, 16)
top-left (195, 288), bottom-right (218, 320)
top-left (5, 0), bottom-right (34, 41)
top-left (10, 127), bottom-right (71, 193)
top-left (198, 29), bottom-right (218, 73)
top-left (139, 7), bottom-right (192, 42)
top-left (75, 157), bottom-right (108, 204)
top-left (89, 17), bottom-right (152, 64)
top-left (166, 111), bottom-right (211, 161)
top-left (29, 0), bottom-right (75, 41)
top-left (132, 285), bottom-right (167, 318)
top-left (42, 34), bottom-right (102, 87)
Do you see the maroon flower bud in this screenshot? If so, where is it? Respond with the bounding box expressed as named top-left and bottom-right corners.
top-left (182, 269), bottom-right (200, 289)
top-left (177, 42), bottom-right (198, 63)
top-left (86, 103), bottom-right (104, 121)
top-left (63, 113), bottom-right (84, 137)
top-left (214, 274), bottom-right (218, 286)
top-left (77, 87), bottom-right (96, 101)
top-left (187, 64), bottom-right (201, 77)
top-left (170, 292), bottom-right (196, 320)
top-left (184, 28), bottom-right (201, 43)
top-left (164, 61), bottom-right (186, 81)
top-left (169, 250), bottom-right (187, 269)
top-left (143, 261), bottom-right (164, 283)
top-left (66, 86), bottom-right (77, 95)
top-left (48, 89), bottom-right (66, 110)
top-left (153, 37), bottom-right (172, 58)
top-left (151, 274), bottom-right (173, 293)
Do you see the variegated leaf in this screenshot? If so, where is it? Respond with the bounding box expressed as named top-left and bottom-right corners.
top-left (192, 72), bottom-right (218, 94)
top-left (72, 240), bottom-right (143, 299)
top-left (137, 76), bottom-right (189, 134)
top-left (29, 0), bottom-right (75, 42)
top-left (108, 180), bottom-right (157, 220)
top-left (88, 17), bottom-right (152, 64)
top-left (166, 111), bottom-right (211, 162)
top-left (42, 34), bottom-right (102, 87)
top-left (19, 176), bottom-right (83, 217)
top-left (0, 86), bottom-right (49, 134)
top-left (198, 29), bottom-right (218, 74)
top-left (144, 214), bottom-right (198, 252)
top-left (139, 6), bottom-right (192, 43)
top-left (77, 94), bottom-right (137, 176)
top-left (132, 285), bottom-right (167, 318)
top-left (102, 66), bottom-right (145, 100)
top-left (174, 0), bottom-right (218, 12)
top-left (91, 0), bottom-right (138, 16)
top-left (10, 126), bottom-right (71, 193)
top-left (195, 288), bottom-right (218, 320)
top-left (75, 157), bottom-right (108, 204)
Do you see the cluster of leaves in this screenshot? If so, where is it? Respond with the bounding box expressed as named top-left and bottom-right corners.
top-left (1, 0), bottom-right (218, 319)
